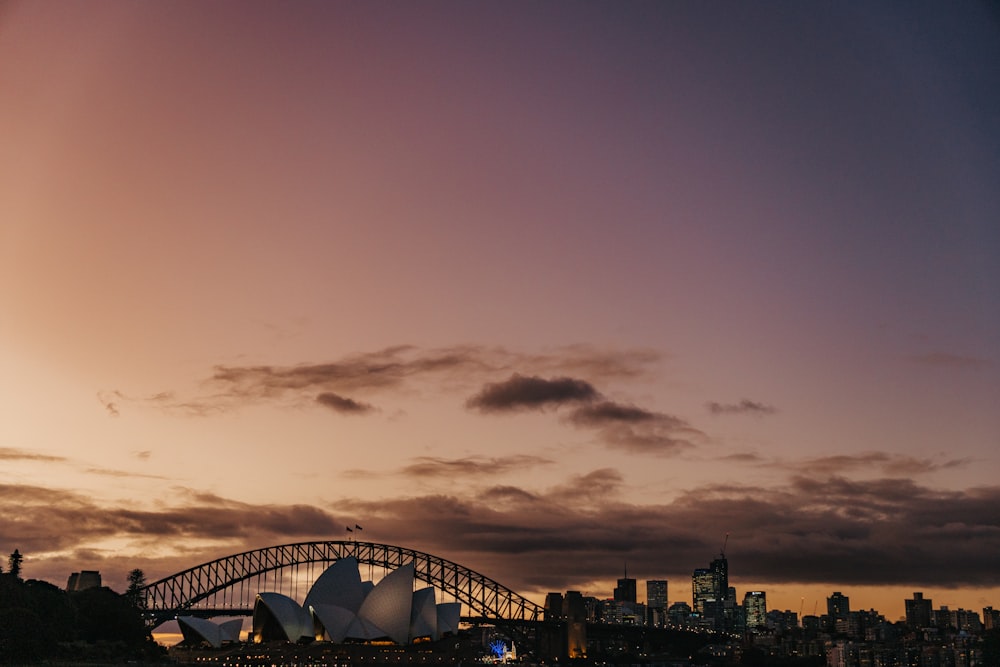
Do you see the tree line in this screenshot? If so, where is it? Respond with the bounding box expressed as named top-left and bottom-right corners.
top-left (0, 549), bottom-right (164, 664)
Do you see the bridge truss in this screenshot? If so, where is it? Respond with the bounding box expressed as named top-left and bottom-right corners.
top-left (141, 540), bottom-right (544, 627)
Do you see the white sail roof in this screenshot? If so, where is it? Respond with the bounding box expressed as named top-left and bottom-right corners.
top-left (304, 556), bottom-right (366, 613)
top-left (354, 562), bottom-right (415, 644)
top-left (253, 592), bottom-right (313, 643)
top-left (410, 587), bottom-right (437, 641)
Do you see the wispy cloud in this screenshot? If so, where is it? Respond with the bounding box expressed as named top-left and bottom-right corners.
top-left (84, 467), bottom-right (169, 480)
top-left (0, 447), bottom-right (67, 463)
top-left (784, 452), bottom-right (970, 476)
top-left (907, 352), bottom-right (991, 370)
top-left (315, 392), bottom-right (374, 415)
top-left (0, 447), bottom-right (167, 480)
top-left (116, 344), bottom-right (663, 417)
top-left (568, 401), bottom-right (658, 425)
top-left (567, 401), bottom-right (701, 456)
top-left (97, 391), bottom-right (121, 417)
top-left (706, 399), bottom-right (776, 416)
top-left (717, 450), bottom-right (969, 477)
top-left (399, 455), bottom-right (554, 478)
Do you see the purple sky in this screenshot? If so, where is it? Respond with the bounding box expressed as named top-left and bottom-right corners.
top-left (1, 1), bottom-right (998, 620)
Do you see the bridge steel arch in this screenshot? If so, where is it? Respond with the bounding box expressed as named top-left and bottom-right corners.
top-left (141, 541), bottom-right (544, 626)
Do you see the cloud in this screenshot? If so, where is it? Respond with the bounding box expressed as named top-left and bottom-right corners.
top-left (332, 476), bottom-right (1000, 594)
top-left (568, 401), bottom-right (657, 425)
top-left (907, 352), bottom-right (991, 370)
top-left (84, 467), bottom-right (169, 480)
top-left (4, 474), bottom-right (999, 598)
top-left (0, 447), bottom-right (166, 479)
top-left (209, 345), bottom-right (485, 399)
top-left (315, 392), bottom-right (374, 415)
top-left (466, 374), bottom-right (599, 412)
top-left (706, 399), bottom-right (776, 416)
top-left (0, 484), bottom-right (343, 556)
top-left (465, 377), bottom-right (703, 456)
top-left (399, 455), bottom-right (554, 478)
top-left (0, 447), bottom-right (66, 463)
top-left (522, 345), bottom-right (663, 380)
top-left (719, 452), bottom-right (765, 464)
top-left (97, 391), bottom-right (121, 417)
top-left (128, 344), bottom-right (662, 417)
top-left (780, 452), bottom-right (971, 476)
top-left (567, 401), bottom-right (702, 456)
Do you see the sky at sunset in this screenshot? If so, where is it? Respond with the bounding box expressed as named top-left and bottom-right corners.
top-left (2, 0), bottom-right (999, 627)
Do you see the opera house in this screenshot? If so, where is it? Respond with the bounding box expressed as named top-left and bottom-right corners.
top-left (177, 557), bottom-right (461, 647)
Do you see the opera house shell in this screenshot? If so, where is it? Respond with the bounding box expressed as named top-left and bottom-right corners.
top-left (252, 557), bottom-right (461, 645)
top-left (177, 616), bottom-right (243, 648)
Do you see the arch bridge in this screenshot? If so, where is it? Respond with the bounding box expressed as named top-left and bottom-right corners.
top-left (141, 540), bottom-right (544, 627)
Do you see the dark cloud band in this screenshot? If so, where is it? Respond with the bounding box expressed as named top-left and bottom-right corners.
top-left (466, 374), bottom-right (599, 412)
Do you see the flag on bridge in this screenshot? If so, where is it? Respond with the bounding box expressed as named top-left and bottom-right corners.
top-left (355, 524), bottom-right (363, 531)
top-left (345, 526), bottom-right (353, 532)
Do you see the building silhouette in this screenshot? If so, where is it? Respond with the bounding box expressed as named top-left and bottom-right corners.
top-left (827, 591), bottom-right (850, 632)
top-left (692, 553), bottom-right (732, 631)
top-left (905, 592), bottom-right (933, 629)
top-left (563, 591), bottom-right (587, 659)
top-left (544, 592), bottom-right (564, 621)
top-left (646, 580), bottom-right (667, 626)
top-left (614, 567), bottom-right (637, 605)
top-left (66, 570), bottom-right (102, 591)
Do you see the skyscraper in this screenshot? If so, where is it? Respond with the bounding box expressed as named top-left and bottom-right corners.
top-left (694, 547), bottom-right (733, 631)
top-left (615, 567), bottom-right (637, 605)
top-left (563, 591), bottom-right (587, 659)
top-left (744, 591), bottom-right (767, 630)
top-left (710, 556), bottom-right (728, 599)
top-left (905, 592), bottom-right (932, 629)
top-left (827, 591), bottom-right (850, 631)
top-left (544, 592), bottom-right (564, 621)
top-left (646, 580), bottom-right (668, 627)
top-left (646, 580), bottom-right (668, 609)
top-left (692, 568), bottom-right (715, 614)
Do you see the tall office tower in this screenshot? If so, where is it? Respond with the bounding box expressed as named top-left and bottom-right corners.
top-left (692, 568), bottom-right (715, 614)
top-left (615, 573), bottom-right (637, 604)
top-left (646, 580), bottom-right (668, 627)
top-left (545, 592), bottom-right (564, 621)
top-left (905, 592), bottom-right (933, 629)
top-left (563, 591), bottom-right (587, 659)
top-left (710, 556), bottom-right (728, 600)
top-left (744, 591), bottom-right (767, 630)
top-left (646, 580), bottom-right (668, 609)
top-left (827, 591), bottom-right (850, 624)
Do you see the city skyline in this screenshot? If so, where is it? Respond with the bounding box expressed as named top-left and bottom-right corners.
top-left (2, 1), bottom-right (998, 620)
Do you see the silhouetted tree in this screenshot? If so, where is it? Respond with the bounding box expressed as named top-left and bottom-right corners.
top-left (73, 586), bottom-right (147, 644)
top-left (25, 579), bottom-right (77, 644)
top-left (0, 575), bottom-right (61, 662)
top-left (125, 568), bottom-right (147, 611)
top-left (7, 549), bottom-right (22, 579)
top-left (0, 571), bottom-right (28, 611)
top-left (0, 607), bottom-right (46, 663)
